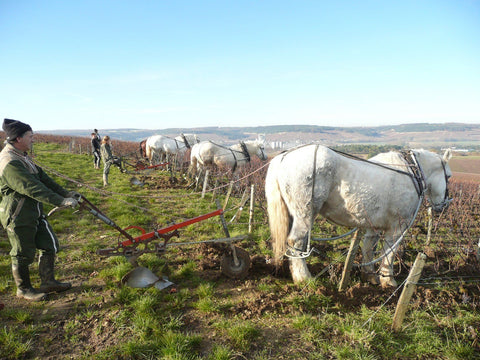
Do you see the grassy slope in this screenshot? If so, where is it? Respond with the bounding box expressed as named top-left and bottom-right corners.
top-left (0, 143), bottom-right (479, 359)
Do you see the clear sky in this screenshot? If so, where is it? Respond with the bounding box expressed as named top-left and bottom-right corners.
top-left (1, 0), bottom-right (479, 131)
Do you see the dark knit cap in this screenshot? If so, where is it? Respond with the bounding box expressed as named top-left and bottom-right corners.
top-left (3, 118), bottom-right (32, 141)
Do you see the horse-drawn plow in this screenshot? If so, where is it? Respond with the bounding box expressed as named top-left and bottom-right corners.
top-left (73, 196), bottom-right (250, 287)
top-left (117, 155), bottom-right (170, 174)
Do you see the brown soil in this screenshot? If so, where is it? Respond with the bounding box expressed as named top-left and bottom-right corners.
top-left (1, 239), bottom-right (480, 359)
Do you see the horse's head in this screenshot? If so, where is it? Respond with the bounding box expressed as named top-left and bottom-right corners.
top-left (416, 149), bottom-right (453, 212)
top-left (245, 140), bottom-right (267, 161)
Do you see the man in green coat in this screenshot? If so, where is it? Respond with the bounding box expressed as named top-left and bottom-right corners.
top-left (0, 119), bottom-right (80, 301)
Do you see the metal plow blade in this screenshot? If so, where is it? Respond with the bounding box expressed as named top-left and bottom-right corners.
top-left (129, 176), bottom-right (145, 186)
top-left (121, 266), bottom-right (174, 290)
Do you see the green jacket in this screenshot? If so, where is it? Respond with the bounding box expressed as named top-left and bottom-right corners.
top-left (0, 143), bottom-right (68, 228)
top-left (100, 143), bottom-right (113, 164)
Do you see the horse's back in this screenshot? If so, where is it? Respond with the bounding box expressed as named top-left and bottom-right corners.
top-left (268, 145), bottom-right (338, 191)
top-left (268, 145), bottom-right (418, 228)
top-left (191, 141), bottom-right (216, 165)
top-left (146, 135), bottom-right (165, 149)
top-left (267, 145), bottom-right (338, 213)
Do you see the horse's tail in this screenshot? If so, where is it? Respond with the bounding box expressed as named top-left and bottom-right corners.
top-left (265, 160), bottom-right (290, 265)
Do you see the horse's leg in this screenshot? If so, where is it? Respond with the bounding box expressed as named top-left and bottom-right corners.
top-left (288, 216), bottom-right (313, 283)
top-left (379, 229), bottom-right (400, 288)
top-left (159, 151), bottom-right (164, 165)
top-left (151, 150), bottom-right (159, 165)
top-left (188, 156), bottom-right (196, 178)
top-left (360, 230), bottom-right (380, 285)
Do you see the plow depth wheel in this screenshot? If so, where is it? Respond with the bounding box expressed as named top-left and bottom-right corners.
top-left (221, 246), bottom-right (251, 279)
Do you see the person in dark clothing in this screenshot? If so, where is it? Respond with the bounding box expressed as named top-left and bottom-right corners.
top-left (0, 119), bottom-right (80, 301)
top-left (91, 132), bottom-right (101, 169)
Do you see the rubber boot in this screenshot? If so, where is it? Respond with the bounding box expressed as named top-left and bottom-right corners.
top-left (103, 173), bottom-right (109, 187)
top-left (12, 263), bottom-right (46, 301)
top-left (38, 253), bottom-right (72, 293)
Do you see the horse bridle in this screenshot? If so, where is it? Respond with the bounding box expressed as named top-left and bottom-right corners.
top-left (259, 145), bottom-right (266, 160)
top-left (439, 157), bottom-right (452, 209)
top-left (403, 150), bottom-right (452, 211)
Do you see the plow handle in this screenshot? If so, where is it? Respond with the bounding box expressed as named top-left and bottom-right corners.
top-left (79, 196), bottom-right (136, 243)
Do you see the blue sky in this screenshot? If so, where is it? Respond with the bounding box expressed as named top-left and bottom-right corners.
top-left (1, 0), bottom-right (479, 131)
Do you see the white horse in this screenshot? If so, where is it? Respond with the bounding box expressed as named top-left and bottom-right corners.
top-left (145, 134), bottom-right (200, 165)
top-left (190, 139), bottom-right (267, 175)
top-left (265, 145), bottom-right (452, 287)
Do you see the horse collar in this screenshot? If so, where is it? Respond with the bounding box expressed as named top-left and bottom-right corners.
top-left (229, 149), bottom-right (238, 172)
top-left (181, 134), bottom-right (191, 149)
top-left (401, 150), bottom-right (426, 197)
top-left (239, 142), bottom-right (251, 162)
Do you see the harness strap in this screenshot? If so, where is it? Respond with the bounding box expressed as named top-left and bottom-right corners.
top-left (307, 145), bottom-right (319, 251)
top-left (174, 139), bottom-right (180, 150)
top-left (441, 160), bottom-right (450, 201)
top-left (400, 151), bottom-right (425, 197)
top-left (181, 134), bottom-right (191, 149)
top-left (239, 141), bottom-right (251, 162)
top-left (229, 149), bottom-right (238, 172)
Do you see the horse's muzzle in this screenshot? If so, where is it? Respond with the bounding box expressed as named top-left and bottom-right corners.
top-left (432, 198), bottom-right (453, 213)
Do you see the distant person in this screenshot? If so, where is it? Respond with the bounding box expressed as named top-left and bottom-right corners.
top-left (0, 118), bottom-right (80, 301)
top-left (94, 129), bottom-right (101, 142)
top-left (91, 132), bottom-right (101, 169)
top-left (100, 135), bottom-right (116, 186)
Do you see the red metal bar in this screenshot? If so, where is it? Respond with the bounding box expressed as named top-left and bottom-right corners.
top-left (120, 208), bottom-right (224, 247)
top-left (136, 162), bottom-right (169, 170)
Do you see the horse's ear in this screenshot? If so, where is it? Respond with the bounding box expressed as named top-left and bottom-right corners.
top-left (443, 148), bottom-right (453, 162)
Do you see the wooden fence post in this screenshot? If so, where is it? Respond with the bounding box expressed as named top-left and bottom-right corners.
top-left (425, 207), bottom-right (433, 246)
top-left (230, 187), bottom-right (249, 223)
top-left (201, 170), bottom-right (210, 198)
top-left (211, 179), bottom-right (219, 202)
top-left (248, 184), bottom-right (255, 233)
top-left (223, 181), bottom-right (234, 210)
top-left (338, 230), bottom-right (360, 291)
top-left (392, 252), bottom-right (427, 331)
top-left (477, 238), bottom-right (480, 262)
top-left (194, 168), bottom-right (203, 191)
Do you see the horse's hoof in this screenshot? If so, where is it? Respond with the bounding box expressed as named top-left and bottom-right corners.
top-left (380, 276), bottom-right (397, 288)
top-left (290, 269), bottom-right (312, 284)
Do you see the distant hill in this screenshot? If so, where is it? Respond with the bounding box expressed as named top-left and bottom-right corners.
top-left (38, 123), bottom-right (480, 149)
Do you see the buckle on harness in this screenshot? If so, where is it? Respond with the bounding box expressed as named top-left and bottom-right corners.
top-left (285, 245), bottom-right (314, 259)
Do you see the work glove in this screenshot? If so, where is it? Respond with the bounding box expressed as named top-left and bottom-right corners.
top-left (61, 197), bottom-right (79, 208)
top-left (66, 191), bottom-right (82, 199)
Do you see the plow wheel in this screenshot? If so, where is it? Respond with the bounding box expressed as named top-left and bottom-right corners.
top-left (221, 246), bottom-right (251, 279)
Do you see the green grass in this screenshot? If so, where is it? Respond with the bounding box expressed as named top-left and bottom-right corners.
top-left (0, 142), bottom-right (478, 359)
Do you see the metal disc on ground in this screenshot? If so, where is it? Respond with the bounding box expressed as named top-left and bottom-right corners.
top-left (121, 266), bottom-right (159, 288)
top-left (221, 246), bottom-right (251, 279)
top-left (129, 177), bottom-right (145, 186)
top-left (154, 277), bottom-right (174, 290)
